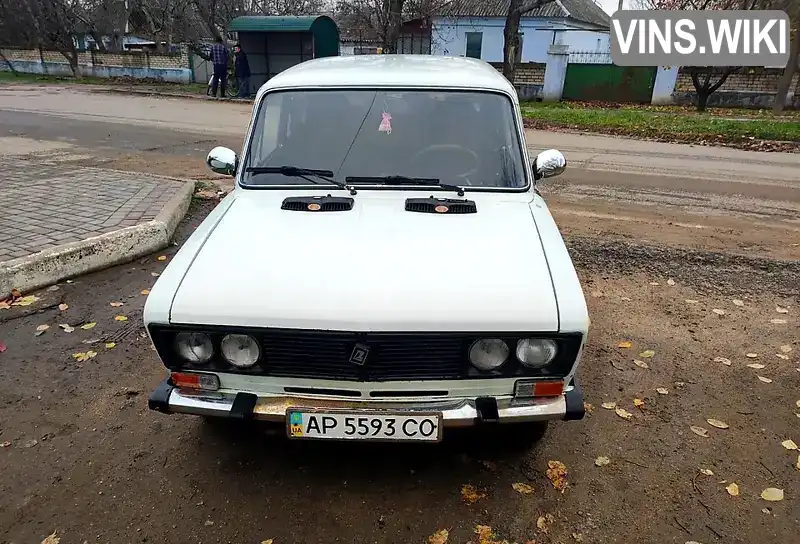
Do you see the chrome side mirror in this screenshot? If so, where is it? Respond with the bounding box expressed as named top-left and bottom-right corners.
top-left (206, 146), bottom-right (238, 176)
top-left (532, 149), bottom-right (566, 181)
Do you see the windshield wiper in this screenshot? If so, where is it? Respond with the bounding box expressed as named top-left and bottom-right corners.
top-left (345, 175), bottom-right (464, 196)
top-left (246, 166), bottom-right (356, 195)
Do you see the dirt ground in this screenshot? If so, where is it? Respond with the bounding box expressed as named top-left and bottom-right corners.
top-left (1, 194), bottom-right (798, 544)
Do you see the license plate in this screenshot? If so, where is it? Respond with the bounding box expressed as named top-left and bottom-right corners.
top-left (286, 409), bottom-right (442, 442)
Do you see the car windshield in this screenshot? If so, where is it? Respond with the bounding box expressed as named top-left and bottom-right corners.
top-left (242, 89), bottom-right (527, 189)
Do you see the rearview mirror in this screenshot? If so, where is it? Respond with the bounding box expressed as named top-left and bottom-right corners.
top-left (206, 146), bottom-right (238, 176)
top-left (532, 149), bottom-right (566, 181)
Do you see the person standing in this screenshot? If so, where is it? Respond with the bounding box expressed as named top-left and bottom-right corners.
top-left (209, 36), bottom-right (229, 98)
top-left (234, 44), bottom-right (251, 99)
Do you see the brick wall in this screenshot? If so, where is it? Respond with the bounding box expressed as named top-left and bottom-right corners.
top-left (0, 47), bottom-right (191, 82)
top-left (488, 62), bottom-right (546, 100)
top-left (674, 67), bottom-right (800, 108)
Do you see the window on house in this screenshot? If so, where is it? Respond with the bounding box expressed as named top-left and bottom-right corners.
top-left (465, 32), bottom-right (482, 59)
top-left (516, 33), bottom-right (524, 63)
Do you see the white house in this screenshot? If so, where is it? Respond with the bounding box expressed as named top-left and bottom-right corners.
top-left (431, 0), bottom-right (611, 63)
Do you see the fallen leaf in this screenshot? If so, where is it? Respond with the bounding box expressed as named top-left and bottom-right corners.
top-left (633, 398), bottom-right (645, 409)
top-left (428, 529), bottom-right (449, 544)
top-left (114, 315), bottom-right (128, 322)
top-left (732, 299), bottom-right (744, 306)
top-left (747, 363), bottom-right (766, 369)
top-left (583, 402), bottom-right (594, 413)
top-left (667, 278), bottom-right (676, 286)
top-left (261, 540), bottom-right (274, 544)
top-left (634, 359), bottom-right (649, 369)
top-left (12, 295), bottom-right (39, 307)
top-left (656, 387), bottom-right (669, 395)
top-left (726, 482), bottom-right (740, 496)
top-left (796, 455), bottom-right (799, 471)
top-left (80, 322), bottom-right (97, 330)
top-left (157, 255), bottom-right (167, 261)
top-left (58, 303), bottom-right (68, 311)
top-left (474, 525), bottom-right (495, 544)
top-left (590, 290), bottom-right (603, 298)
top-left (685, 299), bottom-right (699, 304)
top-left (512, 482), bottom-right (534, 494)
top-left (536, 513), bottom-right (555, 533)
top-left (617, 341), bottom-right (632, 348)
top-left (780, 345), bottom-right (793, 353)
top-left (71, 351), bottom-right (98, 362)
top-left (110, 302), bottom-right (124, 307)
top-left (776, 306), bottom-right (789, 314)
top-left (699, 468), bottom-right (714, 476)
top-left (594, 456), bottom-right (611, 467)
top-left (0, 301), bottom-right (10, 310)
top-left (546, 460), bottom-right (568, 491)
top-left (781, 439), bottom-right (798, 450)
top-left (638, 350), bottom-right (655, 358)
top-left (601, 402), bottom-right (616, 409)
top-left (1, 441), bottom-right (10, 447)
top-left (712, 309), bottom-right (726, 315)
top-left (649, 281), bottom-right (660, 286)
top-left (620, 296), bottom-right (631, 301)
top-left (461, 484), bottom-right (485, 504)
top-left (615, 407), bottom-right (633, 420)
top-left (770, 319), bottom-right (787, 324)
top-left (713, 356), bottom-right (732, 365)
top-left (796, 400), bottom-right (800, 408)
top-left (105, 342), bottom-right (116, 349)
top-left (690, 425), bottom-right (710, 437)
top-left (707, 419), bottom-right (729, 429)
top-left (58, 324), bottom-right (75, 333)
top-left (480, 460), bottom-right (497, 471)
top-left (760, 488), bottom-right (784, 501)
top-left (36, 324), bottom-right (50, 332)
top-left (757, 376), bottom-right (773, 383)
top-left (141, 289), bottom-right (150, 295)
top-left (746, 353), bottom-right (758, 358)
top-left (151, 272), bottom-right (160, 277)
top-left (41, 531), bottom-right (60, 544)
top-left (776, 353), bottom-right (789, 360)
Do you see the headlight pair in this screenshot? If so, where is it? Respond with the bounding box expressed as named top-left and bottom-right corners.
top-left (468, 338), bottom-right (558, 372)
top-left (175, 332), bottom-right (260, 368)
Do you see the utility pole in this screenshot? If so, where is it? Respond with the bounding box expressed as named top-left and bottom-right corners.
top-left (618, 0), bottom-right (624, 11)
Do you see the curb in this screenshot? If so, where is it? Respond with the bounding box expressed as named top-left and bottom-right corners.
top-left (0, 179), bottom-right (194, 294)
top-left (94, 86), bottom-right (254, 103)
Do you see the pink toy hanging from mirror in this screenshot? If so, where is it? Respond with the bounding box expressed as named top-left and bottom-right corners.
top-left (378, 111), bottom-right (392, 134)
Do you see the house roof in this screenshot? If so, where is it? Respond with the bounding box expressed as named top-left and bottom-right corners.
top-left (437, 0), bottom-right (611, 28)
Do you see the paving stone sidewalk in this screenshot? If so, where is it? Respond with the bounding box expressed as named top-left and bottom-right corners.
top-left (1, 164), bottom-right (186, 263)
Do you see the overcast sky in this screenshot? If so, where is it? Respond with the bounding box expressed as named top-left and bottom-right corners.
top-left (596, 0), bottom-right (633, 14)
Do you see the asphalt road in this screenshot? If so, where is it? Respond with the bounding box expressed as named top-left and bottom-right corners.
top-left (1, 85), bottom-right (799, 544)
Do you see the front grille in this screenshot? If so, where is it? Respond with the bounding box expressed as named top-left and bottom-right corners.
top-left (281, 196), bottom-right (354, 212)
top-left (262, 330), bottom-right (465, 382)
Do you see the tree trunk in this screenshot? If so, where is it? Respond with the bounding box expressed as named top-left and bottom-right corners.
top-left (503, 0), bottom-right (522, 83)
top-left (0, 50), bottom-right (18, 75)
top-left (773, 26), bottom-right (800, 114)
top-left (690, 67), bottom-right (737, 112)
top-left (384, 0), bottom-right (404, 54)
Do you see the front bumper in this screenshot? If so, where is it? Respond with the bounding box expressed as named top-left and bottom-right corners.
top-left (148, 378), bottom-right (585, 425)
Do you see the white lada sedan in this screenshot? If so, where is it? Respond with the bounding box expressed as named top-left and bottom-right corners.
top-left (145, 54), bottom-right (589, 446)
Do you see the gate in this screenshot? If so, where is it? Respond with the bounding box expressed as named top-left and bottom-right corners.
top-left (562, 51), bottom-right (657, 103)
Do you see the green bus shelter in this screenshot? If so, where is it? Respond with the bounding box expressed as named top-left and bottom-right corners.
top-left (228, 15), bottom-right (340, 90)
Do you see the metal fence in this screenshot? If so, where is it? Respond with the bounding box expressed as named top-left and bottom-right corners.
top-left (568, 50), bottom-right (612, 65)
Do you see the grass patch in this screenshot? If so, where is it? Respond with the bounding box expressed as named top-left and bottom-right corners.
top-left (521, 101), bottom-right (800, 143)
top-left (0, 71), bottom-right (205, 94)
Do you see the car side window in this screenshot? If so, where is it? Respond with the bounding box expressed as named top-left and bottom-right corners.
top-left (251, 93), bottom-right (286, 165)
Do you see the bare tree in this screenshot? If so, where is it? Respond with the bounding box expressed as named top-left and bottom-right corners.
top-left (335, 0), bottom-right (442, 53)
top-left (502, 0), bottom-right (556, 82)
top-left (772, 1), bottom-right (799, 114)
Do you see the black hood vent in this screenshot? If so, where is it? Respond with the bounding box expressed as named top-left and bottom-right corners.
top-left (281, 195), bottom-right (354, 212)
top-left (405, 197), bottom-right (477, 214)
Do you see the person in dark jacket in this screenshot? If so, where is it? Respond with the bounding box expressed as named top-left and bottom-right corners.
top-left (234, 44), bottom-right (251, 98)
top-left (209, 36), bottom-right (229, 98)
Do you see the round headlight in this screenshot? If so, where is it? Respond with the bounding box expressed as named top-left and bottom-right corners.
top-left (516, 338), bottom-right (558, 367)
top-left (221, 334), bottom-right (260, 368)
top-left (175, 332), bottom-right (213, 363)
top-left (469, 339), bottom-right (509, 371)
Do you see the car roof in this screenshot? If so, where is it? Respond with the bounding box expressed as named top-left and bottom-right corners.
top-left (261, 55), bottom-right (517, 96)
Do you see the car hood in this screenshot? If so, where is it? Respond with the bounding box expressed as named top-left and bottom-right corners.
top-left (169, 191), bottom-right (559, 332)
